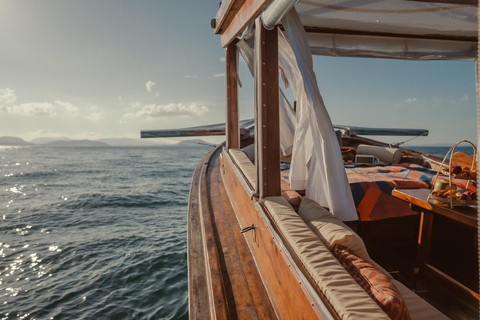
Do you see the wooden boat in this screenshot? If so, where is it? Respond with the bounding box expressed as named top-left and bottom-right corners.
top-left (143, 1), bottom-right (479, 319)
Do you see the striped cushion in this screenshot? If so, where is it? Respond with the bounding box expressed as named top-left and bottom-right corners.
top-left (333, 244), bottom-right (411, 320)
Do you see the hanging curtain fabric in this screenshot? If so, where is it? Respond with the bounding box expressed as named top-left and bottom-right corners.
top-left (237, 39), bottom-right (295, 156)
top-left (281, 9), bottom-right (357, 221)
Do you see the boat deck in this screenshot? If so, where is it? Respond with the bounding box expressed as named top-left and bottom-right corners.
top-left (188, 146), bottom-right (277, 319)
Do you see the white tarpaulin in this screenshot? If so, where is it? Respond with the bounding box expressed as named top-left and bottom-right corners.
top-left (237, 39), bottom-right (295, 156)
top-left (282, 9), bottom-right (357, 221)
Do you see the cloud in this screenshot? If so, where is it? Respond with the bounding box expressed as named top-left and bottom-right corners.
top-left (0, 88), bottom-right (17, 105)
top-left (219, 57), bottom-right (226, 62)
top-left (404, 97), bottom-right (417, 103)
top-left (213, 73), bottom-right (225, 78)
top-left (118, 96), bottom-right (124, 104)
top-left (4, 102), bottom-right (57, 117)
top-left (156, 91), bottom-right (159, 97)
top-left (124, 102), bottom-right (209, 119)
top-left (433, 98), bottom-right (442, 103)
top-left (184, 75), bottom-right (198, 78)
top-left (460, 93), bottom-right (468, 101)
top-left (55, 100), bottom-right (80, 116)
top-left (130, 101), bottom-right (142, 109)
top-left (85, 112), bottom-right (103, 121)
top-left (146, 81), bottom-right (156, 93)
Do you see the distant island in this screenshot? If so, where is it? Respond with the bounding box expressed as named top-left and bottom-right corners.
top-left (0, 136), bottom-right (215, 147)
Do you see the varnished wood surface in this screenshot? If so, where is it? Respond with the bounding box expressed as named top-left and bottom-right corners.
top-left (220, 0), bottom-right (273, 47)
top-left (188, 153), bottom-right (213, 320)
top-left (189, 145), bottom-right (277, 319)
top-left (221, 149), bottom-right (327, 319)
top-left (255, 21), bottom-right (280, 198)
top-left (226, 44), bottom-right (239, 149)
top-left (392, 188), bottom-right (477, 229)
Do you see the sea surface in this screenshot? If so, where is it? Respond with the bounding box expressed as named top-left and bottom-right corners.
top-left (0, 144), bottom-right (474, 320)
top-left (0, 145), bottom-right (212, 320)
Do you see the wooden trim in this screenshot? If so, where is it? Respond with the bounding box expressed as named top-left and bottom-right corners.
top-left (406, 0), bottom-right (477, 5)
top-left (215, 0), bottom-right (247, 34)
top-left (255, 20), bottom-right (280, 198)
top-left (424, 263), bottom-right (479, 305)
top-left (302, 26), bottom-right (477, 43)
top-left (226, 44), bottom-right (240, 149)
top-left (188, 151), bottom-right (213, 320)
top-left (196, 145), bottom-right (231, 319)
top-left (220, 0), bottom-right (274, 47)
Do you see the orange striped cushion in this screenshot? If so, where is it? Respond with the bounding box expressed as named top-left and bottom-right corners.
top-left (332, 244), bottom-right (411, 320)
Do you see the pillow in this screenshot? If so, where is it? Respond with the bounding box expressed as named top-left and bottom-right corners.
top-left (298, 197), bottom-right (370, 260)
top-left (332, 244), bottom-right (411, 320)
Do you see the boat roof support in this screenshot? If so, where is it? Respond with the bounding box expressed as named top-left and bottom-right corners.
top-left (226, 43), bottom-right (240, 149)
top-left (254, 18), bottom-right (281, 198)
top-left (220, 0), bottom-right (273, 48)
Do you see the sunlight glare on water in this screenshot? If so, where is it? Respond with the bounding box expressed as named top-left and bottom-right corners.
top-left (0, 145), bottom-right (211, 319)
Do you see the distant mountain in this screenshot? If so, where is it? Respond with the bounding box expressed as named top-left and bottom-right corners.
top-left (0, 136), bottom-right (33, 146)
top-left (43, 140), bottom-right (109, 147)
top-left (176, 139), bottom-right (216, 147)
top-left (96, 138), bottom-right (168, 146)
top-left (30, 137), bottom-right (73, 144)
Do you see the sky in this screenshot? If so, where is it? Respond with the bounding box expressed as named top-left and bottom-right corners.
top-left (0, 0), bottom-right (477, 145)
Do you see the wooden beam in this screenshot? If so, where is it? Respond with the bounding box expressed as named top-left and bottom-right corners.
top-left (302, 26), bottom-right (477, 43)
top-left (406, 0), bottom-right (477, 5)
top-left (255, 19), bottom-right (280, 198)
top-left (226, 44), bottom-right (239, 149)
top-left (221, 0), bottom-right (273, 48)
top-left (215, 0), bottom-right (247, 34)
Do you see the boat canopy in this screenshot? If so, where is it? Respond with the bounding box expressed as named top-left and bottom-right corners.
top-left (213, 0), bottom-right (477, 221)
top-left (268, 0), bottom-right (476, 60)
top-left (218, 0), bottom-right (477, 60)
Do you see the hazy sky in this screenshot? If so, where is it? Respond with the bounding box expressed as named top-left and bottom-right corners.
top-left (0, 1), bottom-right (477, 145)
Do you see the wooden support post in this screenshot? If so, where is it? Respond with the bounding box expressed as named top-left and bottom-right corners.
top-left (226, 43), bottom-right (239, 149)
top-left (254, 19), bottom-right (280, 198)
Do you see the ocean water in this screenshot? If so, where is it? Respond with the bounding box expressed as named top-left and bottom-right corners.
top-left (0, 143), bottom-right (474, 319)
top-left (0, 145), bottom-right (212, 320)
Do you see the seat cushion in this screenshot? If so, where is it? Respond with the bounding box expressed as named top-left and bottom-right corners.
top-left (229, 148), bottom-right (256, 188)
top-left (392, 280), bottom-right (448, 320)
top-left (264, 197), bottom-right (390, 320)
top-left (299, 197), bottom-right (370, 260)
top-left (332, 244), bottom-right (411, 320)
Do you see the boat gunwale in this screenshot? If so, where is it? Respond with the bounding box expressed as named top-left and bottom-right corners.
top-left (221, 147), bottom-right (341, 319)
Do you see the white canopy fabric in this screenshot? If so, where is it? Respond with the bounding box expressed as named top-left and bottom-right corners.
top-left (282, 9), bottom-right (357, 221)
top-left (261, 0), bottom-right (477, 60)
top-left (237, 39), bottom-right (296, 156)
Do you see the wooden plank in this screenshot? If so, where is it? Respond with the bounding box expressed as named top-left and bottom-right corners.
top-left (188, 154), bottom-right (212, 320)
top-left (302, 26), bottom-right (477, 43)
top-left (406, 0), bottom-right (477, 5)
top-left (416, 211), bottom-right (434, 266)
top-left (215, 0), bottom-right (247, 34)
top-left (208, 151), bottom-right (277, 319)
top-left (221, 150), bottom-right (328, 319)
top-left (255, 20), bottom-right (280, 198)
top-left (226, 44), bottom-right (240, 149)
top-left (424, 263), bottom-right (479, 306)
top-left (198, 146), bottom-right (231, 319)
top-left (220, 0), bottom-right (273, 48)
top-left (392, 188), bottom-right (477, 229)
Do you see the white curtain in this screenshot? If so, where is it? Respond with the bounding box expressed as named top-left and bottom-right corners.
top-left (237, 39), bottom-right (295, 156)
top-left (282, 9), bottom-right (357, 221)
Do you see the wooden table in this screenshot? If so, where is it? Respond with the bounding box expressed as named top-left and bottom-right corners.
top-left (392, 188), bottom-right (478, 303)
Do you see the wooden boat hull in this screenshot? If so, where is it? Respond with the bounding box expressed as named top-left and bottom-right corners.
top-left (188, 145), bottom-right (331, 319)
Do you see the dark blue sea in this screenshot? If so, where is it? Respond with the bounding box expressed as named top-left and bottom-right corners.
top-left (0, 145), bottom-right (212, 320)
top-left (0, 144), bottom-right (474, 319)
